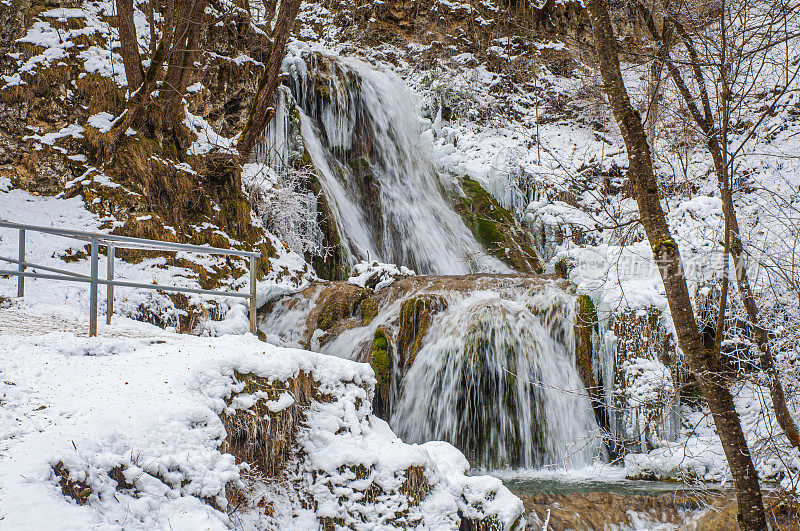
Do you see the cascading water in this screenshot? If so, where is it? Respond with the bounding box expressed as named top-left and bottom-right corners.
top-left (254, 51), bottom-right (605, 471)
top-left (391, 292), bottom-right (602, 469)
top-left (259, 276), bottom-right (604, 469)
top-left (262, 51), bottom-right (509, 275)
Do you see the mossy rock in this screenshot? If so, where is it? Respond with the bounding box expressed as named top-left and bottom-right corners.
top-left (611, 307), bottom-right (681, 451)
top-left (575, 294), bottom-right (614, 452)
top-left (360, 297), bottom-right (379, 325)
top-left (453, 176), bottom-right (542, 274)
top-left (397, 294), bottom-right (448, 368)
top-left (371, 326), bottom-right (393, 418)
top-left (314, 284), bottom-right (368, 332)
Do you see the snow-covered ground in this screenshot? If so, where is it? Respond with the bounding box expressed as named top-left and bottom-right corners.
top-left (0, 184), bottom-right (523, 529)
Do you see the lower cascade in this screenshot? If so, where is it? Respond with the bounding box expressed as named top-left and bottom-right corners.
top-left (259, 276), bottom-right (605, 469)
top-left (391, 293), bottom-right (602, 469)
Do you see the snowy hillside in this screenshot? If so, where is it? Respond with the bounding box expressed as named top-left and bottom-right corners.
top-left (0, 320), bottom-right (521, 528)
top-left (3, 0), bottom-right (800, 526)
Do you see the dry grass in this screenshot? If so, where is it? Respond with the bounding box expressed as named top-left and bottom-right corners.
top-left (221, 371), bottom-right (322, 477)
top-left (52, 462), bottom-right (93, 506)
top-left (76, 73), bottom-right (125, 118)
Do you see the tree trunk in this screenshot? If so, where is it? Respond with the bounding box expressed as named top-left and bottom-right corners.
top-left (146, 0), bottom-right (156, 54)
top-left (583, 0), bottom-right (767, 528)
top-left (103, 40), bottom-right (167, 150)
top-left (237, 0), bottom-right (302, 162)
top-left (162, 0), bottom-right (209, 126)
top-left (116, 0), bottom-right (144, 91)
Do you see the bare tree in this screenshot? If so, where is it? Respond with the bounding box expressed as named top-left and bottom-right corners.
top-left (583, 0), bottom-right (767, 527)
top-left (106, 0), bottom-right (209, 149)
top-left (237, 0), bottom-right (303, 161)
top-left (107, 0), bottom-right (301, 164)
top-left (639, 0), bottom-right (800, 448)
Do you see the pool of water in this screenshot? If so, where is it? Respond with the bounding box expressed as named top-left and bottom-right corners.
top-left (503, 477), bottom-right (725, 497)
top-left (483, 465), bottom-right (730, 497)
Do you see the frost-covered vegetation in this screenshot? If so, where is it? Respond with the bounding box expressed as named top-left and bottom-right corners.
top-left (3, 0), bottom-right (800, 526)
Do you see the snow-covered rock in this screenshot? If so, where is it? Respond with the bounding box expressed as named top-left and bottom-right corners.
top-left (347, 260), bottom-right (416, 291)
top-left (0, 330), bottom-right (523, 529)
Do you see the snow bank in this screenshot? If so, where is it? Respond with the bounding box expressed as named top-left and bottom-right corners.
top-left (347, 260), bottom-right (416, 290)
top-left (0, 330), bottom-right (522, 529)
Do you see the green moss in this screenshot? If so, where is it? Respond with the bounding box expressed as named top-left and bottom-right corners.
top-left (361, 297), bottom-right (378, 325)
top-left (397, 295), bottom-right (448, 368)
top-left (652, 238), bottom-right (678, 258)
top-left (453, 176), bottom-right (542, 273)
top-left (371, 327), bottom-right (393, 417)
top-left (575, 295), bottom-right (598, 396)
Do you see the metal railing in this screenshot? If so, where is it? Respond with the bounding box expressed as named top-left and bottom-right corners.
top-left (0, 220), bottom-right (261, 336)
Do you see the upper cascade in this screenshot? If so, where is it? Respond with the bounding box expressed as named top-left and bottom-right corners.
top-left (257, 51), bottom-right (511, 275)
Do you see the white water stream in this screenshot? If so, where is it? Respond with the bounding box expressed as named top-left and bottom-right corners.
top-left (257, 52), bottom-right (603, 470)
top-left (391, 292), bottom-right (602, 468)
top-left (278, 53), bottom-right (508, 275)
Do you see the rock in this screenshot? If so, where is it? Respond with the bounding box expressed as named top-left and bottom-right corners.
top-left (453, 176), bottom-right (542, 274)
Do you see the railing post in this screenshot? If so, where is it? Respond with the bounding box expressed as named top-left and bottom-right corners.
top-left (106, 245), bottom-right (114, 325)
top-left (249, 255), bottom-right (257, 335)
top-left (17, 229), bottom-right (25, 297)
top-left (89, 236), bottom-right (99, 337)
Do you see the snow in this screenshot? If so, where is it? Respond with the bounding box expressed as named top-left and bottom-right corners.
top-left (0, 321), bottom-right (522, 529)
top-left (347, 260), bottom-right (416, 290)
top-left (25, 122), bottom-right (85, 149)
top-left (185, 110), bottom-right (239, 156)
top-left (0, 179), bottom-right (520, 529)
top-left (621, 358), bottom-right (675, 408)
top-left (625, 382), bottom-right (800, 490)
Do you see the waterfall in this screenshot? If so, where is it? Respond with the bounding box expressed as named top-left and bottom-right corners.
top-left (259, 278), bottom-right (604, 470)
top-left (390, 292), bottom-right (602, 469)
top-left (254, 51), bottom-right (604, 471)
top-left (267, 51), bottom-right (510, 275)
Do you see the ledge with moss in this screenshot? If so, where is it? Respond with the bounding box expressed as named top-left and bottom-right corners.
top-left (453, 176), bottom-right (542, 274)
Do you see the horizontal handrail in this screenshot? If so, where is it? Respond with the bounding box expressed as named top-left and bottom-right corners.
top-left (1, 219), bottom-right (261, 336)
top-left (0, 254), bottom-right (91, 278)
top-left (0, 220), bottom-right (261, 258)
top-left (0, 268), bottom-right (252, 298)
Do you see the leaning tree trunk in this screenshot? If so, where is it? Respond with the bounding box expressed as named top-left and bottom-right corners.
top-left (237, 0), bottom-right (302, 161)
top-left (583, 0), bottom-right (767, 528)
top-left (116, 0), bottom-right (144, 91)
